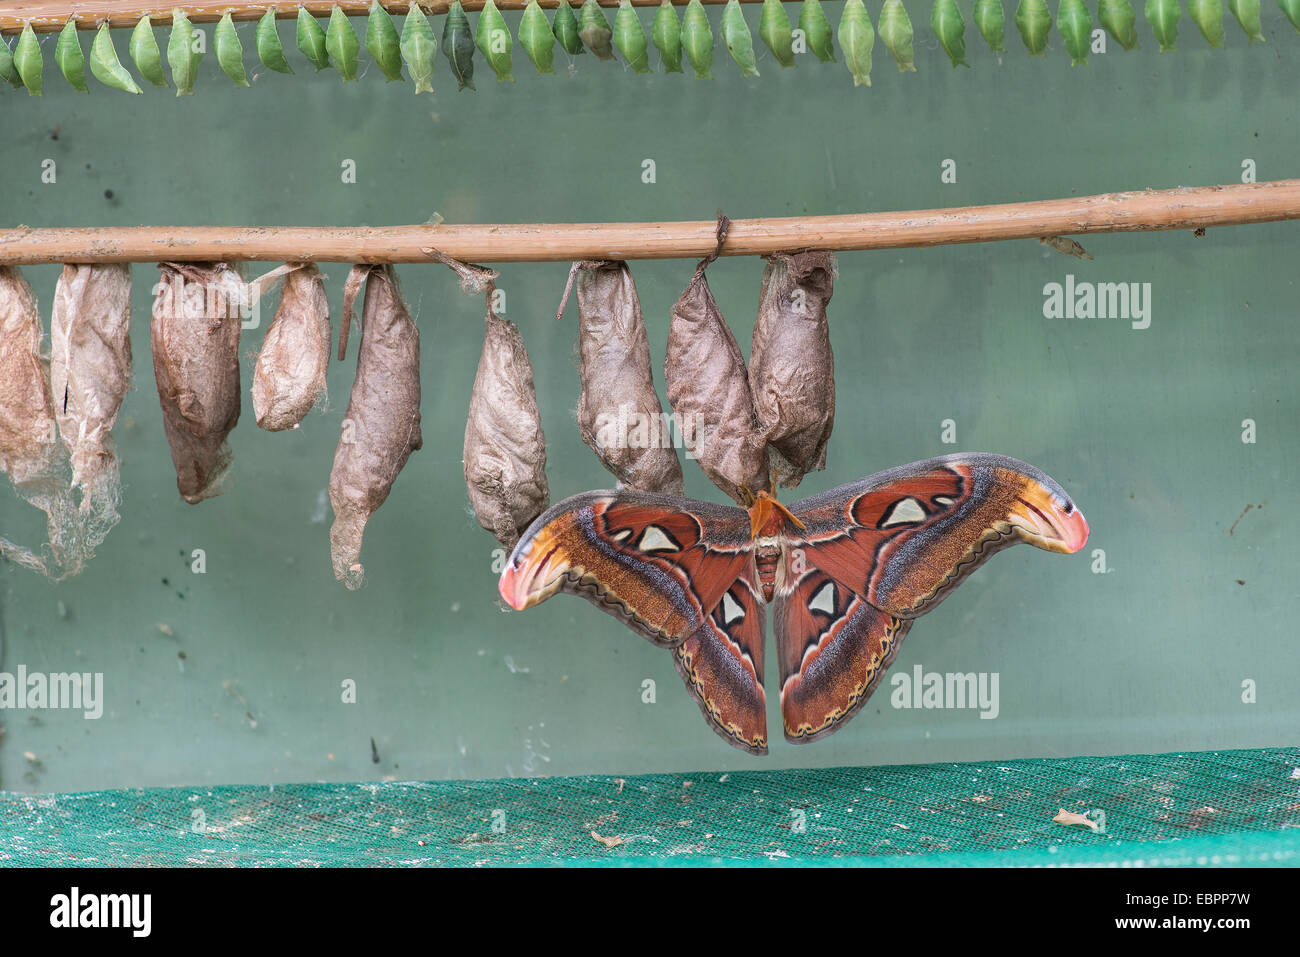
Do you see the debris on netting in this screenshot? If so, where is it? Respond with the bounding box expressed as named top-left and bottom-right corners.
top-left (50, 263), bottom-right (133, 558)
top-left (748, 251), bottom-right (836, 488)
top-left (438, 252), bottom-right (549, 550)
top-left (664, 220), bottom-right (770, 504)
top-left (1052, 808), bottom-right (1102, 831)
top-left (151, 262), bottom-right (245, 504)
top-left (0, 267), bottom-right (77, 577)
top-left (329, 265), bottom-right (423, 589)
top-left (250, 263), bottom-right (331, 431)
top-left (559, 260), bottom-right (684, 495)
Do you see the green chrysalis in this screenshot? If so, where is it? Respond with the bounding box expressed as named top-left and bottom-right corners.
top-left (327, 5), bottom-right (361, 80)
top-left (838, 0), bottom-right (874, 85)
top-left (0, 36), bottom-right (22, 88)
top-left (722, 0), bottom-right (760, 76)
top-left (799, 0), bottom-right (837, 61)
top-left (653, 0), bottom-right (684, 72)
top-left (760, 0), bottom-right (796, 67)
top-left (554, 2), bottom-right (586, 55)
top-left (1145, 0), bottom-right (1182, 49)
top-left (297, 7), bottom-right (331, 70)
top-left (257, 9), bottom-right (294, 73)
top-left (1280, 0), bottom-right (1300, 31)
top-left (1227, 0), bottom-right (1266, 39)
top-left (90, 22), bottom-right (143, 93)
top-left (130, 15), bottom-right (168, 87)
top-left (402, 2), bottom-right (437, 92)
top-left (578, 0), bottom-right (616, 60)
top-left (683, 0), bottom-right (714, 77)
top-left (1057, 0), bottom-right (1092, 63)
top-left (614, 1), bottom-right (652, 73)
top-left (443, 0), bottom-right (476, 91)
top-left (215, 13), bottom-right (251, 87)
top-left (1098, 0), bottom-right (1139, 48)
top-left (366, 1), bottom-right (404, 81)
top-left (168, 9), bottom-right (204, 95)
top-left (15, 23), bottom-right (43, 95)
top-left (476, 0), bottom-right (514, 82)
top-left (519, 1), bottom-right (556, 73)
top-left (1188, 0), bottom-right (1225, 45)
top-left (974, 0), bottom-right (1007, 51)
top-left (56, 19), bottom-right (88, 93)
top-left (878, 0), bottom-right (917, 71)
top-left (1014, 0), bottom-right (1052, 53)
top-left (932, 0), bottom-right (969, 66)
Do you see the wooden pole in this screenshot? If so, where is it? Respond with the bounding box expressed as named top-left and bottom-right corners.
top-left (3, 1), bottom-right (731, 33)
top-left (1, 181), bottom-right (1298, 266)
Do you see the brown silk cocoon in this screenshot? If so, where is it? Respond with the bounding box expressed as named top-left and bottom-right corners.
top-left (572, 261), bottom-right (684, 495)
top-left (0, 266), bottom-right (77, 575)
top-left (749, 251), bottom-right (836, 487)
top-left (51, 262), bottom-right (133, 553)
top-left (252, 263), bottom-right (331, 431)
top-left (464, 301), bottom-right (549, 549)
top-left (152, 262), bottom-right (245, 505)
top-left (665, 266), bottom-right (770, 505)
top-left (329, 265), bottom-right (423, 589)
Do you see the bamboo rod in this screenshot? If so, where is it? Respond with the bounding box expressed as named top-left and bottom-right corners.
top-left (2, 1), bottom-right (731, 34)
top-left (2, 181), bottom-right (1298, 266)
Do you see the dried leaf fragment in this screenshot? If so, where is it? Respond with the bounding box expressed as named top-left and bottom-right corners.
top-left (591, 830), bottom-right (624, 849)
top-left (1040, 236), bottom-right (1094, 261)
top-left (1052, 808), bottom-right (1101, 831)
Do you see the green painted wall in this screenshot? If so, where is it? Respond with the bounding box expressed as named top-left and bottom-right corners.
top-left (1, 6), bottom-right (1297, 793)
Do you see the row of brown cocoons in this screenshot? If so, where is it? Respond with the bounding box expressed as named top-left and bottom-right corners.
top-left (2, 245), bottom-right (835, 585)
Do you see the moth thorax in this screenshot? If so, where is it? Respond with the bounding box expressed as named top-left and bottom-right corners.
top-left (754, 538), bottom-right (781, 603)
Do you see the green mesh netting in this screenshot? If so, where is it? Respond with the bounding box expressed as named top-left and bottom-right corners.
top-left (2, 747), bottom-right (1297, 867)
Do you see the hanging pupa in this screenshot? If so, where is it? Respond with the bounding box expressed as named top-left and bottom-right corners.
top-left (579, 0), bottom-right (617, 59)
top-left (443, 0), bottom-right (477, 90)
top-left (520, 0), bottom-right (558, 74)
top-left (257, 8), bottom-right (295, 73)
top-left (1188, 0), bottom-right (1226, 45)
top-left (366, 1), bottom-right (405, 81)
top-left (1014, 0), bottom-right (1052, 53)
top-left (748, 252), bottom-right (836, 487)
top-left (878, 0), bottom-right (917, 72)
top-left (477, 0), bottom-right (516, 82)
top-left (760, 0), bottom-right (796, 67)
top-left (14, 23), bottom-right (42, 96)
top-left (50, 263), bottom-right (133, 555)
top-left (973, 0), bottom-right (1007, 52)
top-left (798, 0), bottom-right (837, 61)
top-left (0, 266), bottom-right (76, 577)
top-left (838, 0), bottom-right (874, 86)
top-left (1146, 0), bottom-right (1182, 50)
top-left (329, 265), bottom-right (422, 589)
top-left (458, 265), bottom-right (549, 551)
top-left (554, 1), bottom-right (586, 55)
top-left (402, 2), bottom-right (438, 93)
top-left (1227, 0), bottom-right (1266, 40)
top-left (652, 0), bottom-right (685, 71)
top-left (131, 15), bottom-right (169, 87)
top-left (614, 1), bottom-right (652, 73)
top-left (722, 0), bottom-right (761, 77)
top-left (151, 262), bottom-right (245, 504)
top-left (169, 9), bottom-right (205, 94)
top-left (251, 263), bottom-right (331, 432)
top-left (1057, 0), bottom-right (1093, 63)
top-left (932, 0), bottom-right (970, 66)
top-left (664, 234), bottom-right (770, 505)
top-left (1280, 0), bottom-right (1300, 32)
top-left (1, 34), bottom-right (22, 88)
top-left (90, 23), bottom-right (144, 94)
top-left (326, 5), bottom-right (361, 79)
top-left (560, 261), bottom-right (685, 496)
top-left (215, 12), bottom-right (251, 87)
top-left (683, 0), bottom-right (715, 77)
top-left (1098, 0), bottom-right (1140, 49)
top-left (56, 19), bottom-right (89, 93)
top-left (297, 6), bottom-right (331, 70)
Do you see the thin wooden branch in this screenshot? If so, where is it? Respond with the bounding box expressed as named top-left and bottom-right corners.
top-left (1, 181), bottom-right (1298, 266)
top-left (2, 2), bottom-right (728, 33)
